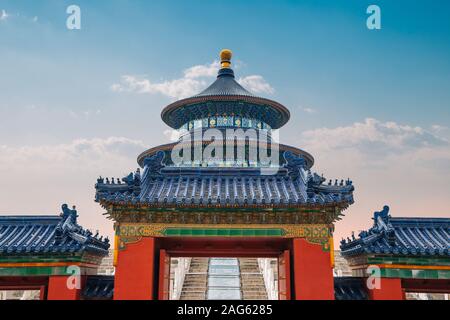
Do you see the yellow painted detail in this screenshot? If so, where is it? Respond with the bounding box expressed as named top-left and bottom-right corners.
top-left (329, 237), bottom-right (335, 268)
top-left (113, 234), bottom-right (119, 266)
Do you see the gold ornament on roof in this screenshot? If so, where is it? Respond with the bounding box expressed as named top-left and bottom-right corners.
top-left (220, 49), bottom-right (232, 68)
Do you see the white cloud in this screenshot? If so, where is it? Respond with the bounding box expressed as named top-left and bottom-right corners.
top-left (0, 9), bottom-right (9, 21)
top-left (0, 137), bottom-right (148, 239)
top-left (300, 107), bottom-right (317, 114)
top-left (183, 61), bottom-right (220, 79)
top-left (111, 61), bottom-right (274, 100)
top-left (238, 75), bottom-right (275, 94)
top-left (293, 118), bottom-right (450, 243)
top-left (111, 75), bottom-right (207, 100)
top-left (300, 118), bottom-right (447, 155)
top-left (69, 109), bottom-right (102, 119)
top-left (163, 129), bottom-right (181, 142)
top-left (0, 137), bottom-right (146, 175)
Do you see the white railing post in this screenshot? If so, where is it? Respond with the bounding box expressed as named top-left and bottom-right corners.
top-left (171, 257), bottom-right (191, 300)
top-left (258, 258), bottom-right (278, 300)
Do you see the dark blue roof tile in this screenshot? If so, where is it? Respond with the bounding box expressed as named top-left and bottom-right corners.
top-left (82, 275), bottom-right (114, 299)
top-left (334, 277), bottom-right (368, 300)
top-left (195, 69), bottom-right (254, 98)
top-left (340, 206), bottom-right (450, 257)
top-left (95, 152), bottom-right (354, 210)
top-left (0, 205), bottom-right (110, 256)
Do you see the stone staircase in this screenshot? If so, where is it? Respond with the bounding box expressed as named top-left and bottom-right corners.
top-left (238, 258), bottom-right (268, 300)
top-left (178, 257), bottom-right (269, 300)
top-left (179, 258), bottom-right (210, 300)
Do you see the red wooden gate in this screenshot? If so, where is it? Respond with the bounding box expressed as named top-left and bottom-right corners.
top-left (278, 250), bottom-right (291, 300)
top-left (158, 249), bottom-right (171, 300)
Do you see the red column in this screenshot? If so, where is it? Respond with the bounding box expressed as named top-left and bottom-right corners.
top-left (278, 250), bottom-right (291, 300)
top-left (39, 285), bottom-right (47, 300)
top-left (114, 237), bottom-right (156, 300)
top-left (47, 275), bottom-right (86, 300)
top-left (158, 249), bottom-right (171, 300)
top-left (369, 277), bottom-right (404, 300)
top-left (292, 238), bottom-right (334, 300)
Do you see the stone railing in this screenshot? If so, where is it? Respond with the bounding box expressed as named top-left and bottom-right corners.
top-left (258, 258), bottom-right (278, 300)
top-left (170, 257), bottom-right (191, 300)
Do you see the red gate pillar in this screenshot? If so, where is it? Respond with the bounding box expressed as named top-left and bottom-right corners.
top-left (114, 237), bottom-right (156, 300)
top-left (47, 275), bottom-right (86, 300)
top-left (368, 278), bottom-right (404, 300)
top-left (278, 250), bottom-right (291, 300)
top-left (292, 238), bottom-right (334, 300)
top-left (158, 249), bottom-right (171, 300)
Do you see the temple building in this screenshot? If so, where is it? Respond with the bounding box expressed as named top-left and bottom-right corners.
top-left (339, 206), bottom-right (449, 300)
top-left (0, 50), bottom-right (448, 300)
top-left (0, 205), bottom-right (110, 299)
top-left (93, 49), bottom-right (355, 300)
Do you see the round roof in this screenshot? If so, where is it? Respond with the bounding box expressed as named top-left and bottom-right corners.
top-left (161, 51), bottom-right (290, 129)
top-left (137, 141), bottom-right (314, 169)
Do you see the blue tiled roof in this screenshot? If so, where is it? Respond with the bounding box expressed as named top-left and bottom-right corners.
top-left (334, 277), bottom-right (368, 300)
top-left (195, 68), bottom-right (255, 98)
top-left (0, 204), bottom-right (110, 256)
top-left (161, 65), bottom-right (291, 129)
top-left (83, 275), bottom-right (114, 299)
top-left (340, 206), bottom-right (450, 257)
top-left (95, 152), bottom-right (354, 209)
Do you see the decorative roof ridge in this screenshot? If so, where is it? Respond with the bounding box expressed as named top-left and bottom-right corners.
top-left (389, 217), bottom-right (450, 225)
top-left (0, 216), bottom-right (61, 224)
top-left (54, 204), bottom-right (110, 251)
top-left (341, 205), bottom-right (394, 249)
top-left (159, 166), bottom-right (290, 177)
top-left (0, 204), bottom-right (110, 255)
top-left (340, 205), bottom-right (450, 257)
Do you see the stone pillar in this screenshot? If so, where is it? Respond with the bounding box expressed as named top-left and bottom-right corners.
top-left (47, 275), bottom-right (86, 300)
top-left (292, 238), bottom-right (334, 300)
top-left (114, 237), bottom-right (156, 300)
top-left (369, 277), bottom-right (404, 300)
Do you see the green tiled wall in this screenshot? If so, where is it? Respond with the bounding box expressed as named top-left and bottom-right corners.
top-left (368, 256), bottom-right (450, 266)
top-left (380, 268), bottom-right (450, 280)
top-left (0, 266), bottom-right (68, 277)
top-left (164, 228), bottom-right (284, 237)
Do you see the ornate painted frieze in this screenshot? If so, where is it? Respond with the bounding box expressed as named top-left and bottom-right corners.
top-left (116, 223), bottom-right (332, 251)
top-left (106, 207), bottom-right (341, 226)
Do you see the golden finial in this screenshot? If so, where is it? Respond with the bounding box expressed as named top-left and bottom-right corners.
top-left (220, 49), bottom-right (232, 69)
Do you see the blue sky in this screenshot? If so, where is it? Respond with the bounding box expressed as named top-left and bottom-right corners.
top-left (0, 0), bottom-right (449, 241)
